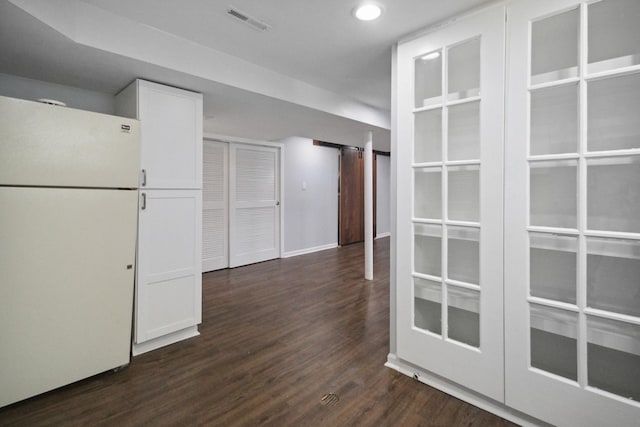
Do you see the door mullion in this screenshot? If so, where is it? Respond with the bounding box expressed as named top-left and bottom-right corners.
top-left (576, 0), bottom-right (589, 389)
top-left (441, 46), bottom-right (449, 340)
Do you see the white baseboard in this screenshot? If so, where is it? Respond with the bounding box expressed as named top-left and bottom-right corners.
top-left (385, 354), bottom-right (544, 427)
top-left (282, 243), bottom-right (338, 258)
top-left (132, 326), bottom-right (200, 356)
top-left (375, 232), bottom-right (390, 239)
top-left (202, 258), bottom-right (228, 273)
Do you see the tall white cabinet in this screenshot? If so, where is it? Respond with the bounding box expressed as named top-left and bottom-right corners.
top-left (116, 79), bottom-right (203, 355)
top-left (393, 1), bottom-right (640, 425)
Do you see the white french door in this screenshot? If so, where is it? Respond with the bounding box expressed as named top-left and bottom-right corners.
top-left (396, 5), bottom-right (505, 401)
top-left (505, 0), bottom-right (640, 425)
top-left (202, 140), bottom-right (229, 272)
top-left (229, 143), bottom-right (281, 268)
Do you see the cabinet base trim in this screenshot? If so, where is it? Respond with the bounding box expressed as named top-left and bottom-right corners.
top-left (385, 354), bottom-right (543, 427)
top-left (132, 326), bottom-right (200, 356)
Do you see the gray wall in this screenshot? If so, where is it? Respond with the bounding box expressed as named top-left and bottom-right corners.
top-left (376, 154), bottom-right (391, 237)
top-left (281, 136), bottom-right (391, 256)
top-left (0, 73), bottom-right (115, 114)
top-left (281, 136), bottom-right (339, 256)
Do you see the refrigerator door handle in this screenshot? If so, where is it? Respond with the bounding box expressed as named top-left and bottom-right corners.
top-left (141, 192), bottom-right (146, 210)
top-left (141, 169), bottom-right (147, 187)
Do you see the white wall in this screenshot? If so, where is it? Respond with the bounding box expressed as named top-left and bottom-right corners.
top-left (281, 137), bottom-right (339, 256)
top-left (376, 154), bottom-right (391, 238)
top-left (0, 73), bottom-right (115, 114)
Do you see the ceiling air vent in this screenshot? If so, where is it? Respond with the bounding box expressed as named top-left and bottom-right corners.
top-left (226, 7), bottom-right (270, 32)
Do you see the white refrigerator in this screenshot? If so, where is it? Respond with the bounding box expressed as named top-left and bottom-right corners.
top-left (0, 96), bottom-right (140, 408)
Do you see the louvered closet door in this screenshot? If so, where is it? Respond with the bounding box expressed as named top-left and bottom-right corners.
top-left (202, 140), bottom-right (228, 272)
top-left (396, 5), bottom-right (505, 401)
top-left (229, 143), bottom-right (280, 268)
top-left (505, 0), bottom-right (640, 425)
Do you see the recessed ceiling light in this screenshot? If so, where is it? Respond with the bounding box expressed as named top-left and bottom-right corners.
top-left (354, 4), bottom-right (382, 21)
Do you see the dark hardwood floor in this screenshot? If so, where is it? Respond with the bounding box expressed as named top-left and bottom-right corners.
top-left (0, 238), bottom-right (514, 426)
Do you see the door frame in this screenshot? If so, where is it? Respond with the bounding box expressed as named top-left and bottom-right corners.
top-left (204, 133), bottom-right (284, 261)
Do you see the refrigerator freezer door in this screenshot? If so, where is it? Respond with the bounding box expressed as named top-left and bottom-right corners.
top-left (0, 187), bottom-right (138, 408)
top-left (0, 96), bottom-right (140, 189)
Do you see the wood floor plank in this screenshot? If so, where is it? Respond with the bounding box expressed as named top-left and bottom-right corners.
top-left (0, 238), bottom-right (515, 426)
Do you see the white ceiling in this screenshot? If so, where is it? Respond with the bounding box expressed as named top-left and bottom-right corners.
top-left (0, 0), bottom-right (497, 150)
top-left (80, 0), bottom-right (496, 111)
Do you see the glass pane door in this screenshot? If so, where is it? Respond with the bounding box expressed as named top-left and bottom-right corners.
top-left (412, 36), bottom-right (482, 345)
top-left (396, 5), bottom-right (505, 403)
top-left (506, 0), bottom-right (640, 425)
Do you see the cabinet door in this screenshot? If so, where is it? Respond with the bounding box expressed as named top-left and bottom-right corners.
top-left (505, 0), bottom-right (640, 425)
top-left (138, 80), bottom-right (203, 190)
top-left (135, 189), bottom-right (202, 343)
top-left (396, 5), bottom-right (505, 401)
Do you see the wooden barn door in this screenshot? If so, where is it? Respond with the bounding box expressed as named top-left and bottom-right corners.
top-left (339, 148), bottom-right (364, 245)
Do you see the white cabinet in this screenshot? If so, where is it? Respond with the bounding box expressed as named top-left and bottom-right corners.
top-left (116, 79), bottom-right (203, 355)
top-left (136, 190), bottom-right (202, 344)
top-left (117, 79), bottom-right (203, 190)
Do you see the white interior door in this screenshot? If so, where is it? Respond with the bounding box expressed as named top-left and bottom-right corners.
top-left (396, 5), bottom-right (505, 401)
top-left (505, 0), bottom-right (640, 425)
top-left (202, 140), bottom-right (228, 272)
top-left (229, 143), bottom-right (281, 268)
